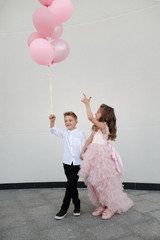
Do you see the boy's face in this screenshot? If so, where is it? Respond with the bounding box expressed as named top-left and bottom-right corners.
top-left (64, 115), bottom-right (78, 131)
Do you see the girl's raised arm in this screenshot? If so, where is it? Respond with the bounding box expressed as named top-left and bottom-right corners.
top-left (81, 94), bottom-right (106, 131)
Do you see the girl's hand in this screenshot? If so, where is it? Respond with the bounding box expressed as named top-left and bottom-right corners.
top-left (80, 153), bottom-right (84, 160)
top-left (81, 93), bottom-right (92, 105)
top-left (49, 114), bottom-right (56, 122)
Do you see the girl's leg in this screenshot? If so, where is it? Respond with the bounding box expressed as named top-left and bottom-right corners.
top-left (91, 186), bottom-right (106, 216)
top-left (101, 208), bottom-right (115, 220)
top-left (92, 205), bottom-right (106, 216)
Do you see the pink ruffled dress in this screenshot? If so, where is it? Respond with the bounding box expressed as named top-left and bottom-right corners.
top-left (79, 126), bottom-right (133, 214)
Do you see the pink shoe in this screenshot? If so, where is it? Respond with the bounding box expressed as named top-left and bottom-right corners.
top-left (92, 206), bottom-right (106, 216)
top-left (102, 208), bottom-right (114, 220)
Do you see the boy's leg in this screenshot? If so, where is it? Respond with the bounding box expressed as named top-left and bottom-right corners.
top-left (55, 164), bottom-right (71, 219)
top-left (70, 165), bottom-right (80, 211)
top-left (61, 164), bottom-right (80, 212)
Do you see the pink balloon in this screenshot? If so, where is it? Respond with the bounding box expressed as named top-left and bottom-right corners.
top-left (27, 32), bottom-right (46, 47)
top-left (52, 24), bottom-right (63, 40)
top-left (38, 0), bottom-right (54, 7)
top-left (33, 7), bottom-right (56, 37)
top-left (51, 39), bottom-right (70, 63)
top-left (50, 0), bottom-right (73, 25)
top-left (29, 38), bottom-right (54, 66)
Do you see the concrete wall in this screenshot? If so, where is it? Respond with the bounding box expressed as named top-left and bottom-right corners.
top-left (0, 0), bottom-right (160, 184)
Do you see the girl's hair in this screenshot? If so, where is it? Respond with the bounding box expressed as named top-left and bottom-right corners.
top-left (93, 104), bottom-right (117, 140)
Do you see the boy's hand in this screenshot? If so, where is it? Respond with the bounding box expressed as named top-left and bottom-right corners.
top-left (81, 93), bottom-right (92, 105)
top-left (49, 114), bottom-right (56, 121)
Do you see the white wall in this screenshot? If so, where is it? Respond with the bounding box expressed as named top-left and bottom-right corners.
top-left (0, 0), bottom-right (160, 184)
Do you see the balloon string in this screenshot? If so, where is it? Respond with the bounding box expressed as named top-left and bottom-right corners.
top-left (49, 65), bottom-right (53, 114)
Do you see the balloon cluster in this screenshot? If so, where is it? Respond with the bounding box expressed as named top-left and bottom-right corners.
top-left (28, 0), bottom-right (73, 66)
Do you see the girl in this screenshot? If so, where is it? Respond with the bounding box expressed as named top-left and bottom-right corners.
top-left (79, 94), bottom-right (133, 220)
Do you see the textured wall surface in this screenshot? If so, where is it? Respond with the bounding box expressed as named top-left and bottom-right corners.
top-left (0, 0), bottom-right (160, 183)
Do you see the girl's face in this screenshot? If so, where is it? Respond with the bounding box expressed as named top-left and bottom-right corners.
top-left (95, 108), bottom-right (102, 120)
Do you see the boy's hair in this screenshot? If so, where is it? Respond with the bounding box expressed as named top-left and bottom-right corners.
top-left (64, 111), bottom-right (77, 120)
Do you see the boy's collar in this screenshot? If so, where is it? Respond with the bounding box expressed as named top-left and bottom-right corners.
top-left (68, 128), bottom-right (77, 132)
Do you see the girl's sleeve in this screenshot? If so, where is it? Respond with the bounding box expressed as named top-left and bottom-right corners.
top-left (101, 122), bottom-right (109, 135)
top-left (50, 126), bottom-right (65, 138)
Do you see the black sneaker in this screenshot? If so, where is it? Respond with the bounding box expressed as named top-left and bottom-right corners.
top-left (73, 208), bottom-right (81, 216)
top-left (55, 209), bottom-right (67, 220)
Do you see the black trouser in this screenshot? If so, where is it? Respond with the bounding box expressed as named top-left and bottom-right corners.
top-left (61, 163), bottom-right (80, 212)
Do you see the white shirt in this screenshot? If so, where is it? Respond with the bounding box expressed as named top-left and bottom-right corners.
top-left (50, 126), bottom-right (86, 166)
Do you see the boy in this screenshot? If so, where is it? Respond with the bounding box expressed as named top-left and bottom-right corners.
top-left (49, 112), bottom-right (86, 220)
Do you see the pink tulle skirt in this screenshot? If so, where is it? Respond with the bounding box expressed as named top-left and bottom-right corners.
top-left (79, 143), bottom-right (133, 214)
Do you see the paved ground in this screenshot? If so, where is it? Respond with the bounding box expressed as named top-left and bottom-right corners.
top-left (0, 188), bottom-right (160, 240)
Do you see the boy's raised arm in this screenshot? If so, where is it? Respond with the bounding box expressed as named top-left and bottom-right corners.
top-left (49, 114), bottom-right (65, 138)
